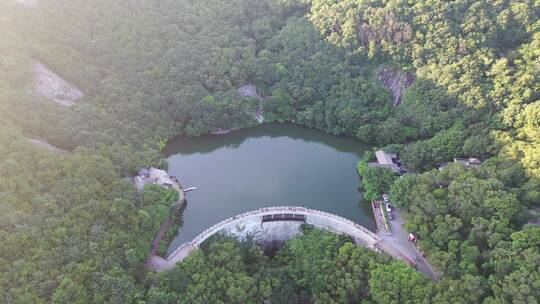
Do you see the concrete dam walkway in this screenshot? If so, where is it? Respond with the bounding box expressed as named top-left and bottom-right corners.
top-left (148, 206), bottom-right (435, 279)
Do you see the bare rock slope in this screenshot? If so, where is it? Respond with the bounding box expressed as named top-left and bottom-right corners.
top-left (16, 0), bottom-right (38, 8)
top-left (238, 84), bottom-right (264, 123)
top-left (30, 61), bottom-right (83, 107)
top-left (26, 138), bottom-right (68, 154)
top-left (378, 68), bottom-right (415, 106)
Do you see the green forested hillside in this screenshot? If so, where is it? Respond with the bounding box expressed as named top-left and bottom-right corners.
top-left (0, 0), bottom-right (538, 303)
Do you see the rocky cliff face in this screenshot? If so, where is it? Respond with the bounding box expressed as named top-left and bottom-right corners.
top-left (30, 61), bottom-right (83, 107)
top-left (378, 68), bottom-right (415, 106)
top-left (238, 84), bottom-right (264, 123)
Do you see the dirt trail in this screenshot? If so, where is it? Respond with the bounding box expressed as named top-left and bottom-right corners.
top-left (149, 218), bottom-right (172, 256)
top-left (145, 179), bottom-right (186, 271)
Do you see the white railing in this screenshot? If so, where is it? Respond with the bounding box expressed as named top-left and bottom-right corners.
top-left (167, 205), bottom-right (380, 260)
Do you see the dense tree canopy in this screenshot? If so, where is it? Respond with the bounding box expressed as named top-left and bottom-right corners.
top-left (146, 228), bottom-right (392, 303)
top-left (357, 160), bottom-right (397, 201)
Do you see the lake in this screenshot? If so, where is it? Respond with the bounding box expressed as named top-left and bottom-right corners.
top-left (164, 123), bottom-right (375, 254)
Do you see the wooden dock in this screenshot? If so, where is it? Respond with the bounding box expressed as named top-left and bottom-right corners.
top-left (184, 187), bottom-right (197, 192)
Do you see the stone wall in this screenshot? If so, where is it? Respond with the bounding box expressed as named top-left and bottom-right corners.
top-left (167, 206), bottom-right (380, 263)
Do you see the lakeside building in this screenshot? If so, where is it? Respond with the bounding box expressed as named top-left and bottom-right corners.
top-left (368, 150), bottom-right (403, 174)
top-left (134, 167), bottom-right (174, 191)
top-left (453, 157), bottom-right (482, 167)
top-left (438, 157), bottom-right (483, 171)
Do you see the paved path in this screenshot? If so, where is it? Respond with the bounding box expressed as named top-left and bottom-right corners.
top-left (377, 209), bottom-right (439, 280)
top-left (146, 244), bottom-right (196, 272)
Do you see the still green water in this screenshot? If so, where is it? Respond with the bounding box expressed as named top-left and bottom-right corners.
top-left (164, 123), bottom-right (375, 253)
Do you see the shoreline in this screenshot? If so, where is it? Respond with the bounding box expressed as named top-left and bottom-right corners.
top-left (206, 121), bottom-right (365, 143)
top-left (209, 128), bottom-right (238, 135)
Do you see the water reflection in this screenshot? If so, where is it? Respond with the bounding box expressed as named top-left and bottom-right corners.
top-left (165, 123), bottom-right (375, 254)
top-left (164, 123), bottom-right (367, 157)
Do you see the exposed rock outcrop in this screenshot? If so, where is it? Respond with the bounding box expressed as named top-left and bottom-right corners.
top-left (237, 84), bottom-right (260, 98)
top-left (238, 84), bottom-right (264, 123)
top-left (378, 68), bottom-right (415, 106)
top-left (29, 61), bottom-right (83, 107)
top-left (16, 0), bottom-right (38, 8)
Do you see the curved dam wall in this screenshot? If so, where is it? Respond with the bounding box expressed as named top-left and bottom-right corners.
top-left (162, 206), bottom-right (380, 269)
top-left (214, 207), bottom-right (379, 248)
